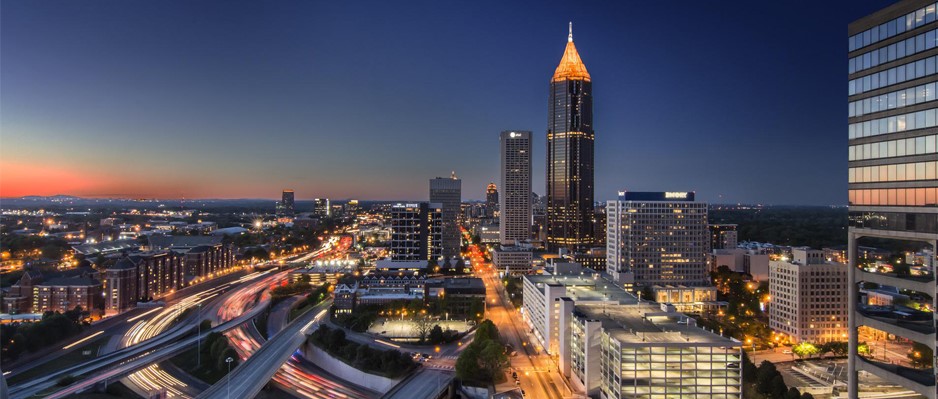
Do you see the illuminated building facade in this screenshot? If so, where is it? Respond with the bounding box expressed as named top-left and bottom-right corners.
top-left (769, 248), bottom-right (847, 344)
top-left (389, 202), bottom-right (443, 261)
top-left (565, 303), bottom-right (742, 399)
top-left (278, 189), bottom-right (295, 217)
top-left (500, 130), bottom-right (532, 245)
top-left (430, 175), bottom-right (462, 258)
top-left (708, 224), bottom-right (738, 250)
top-left (847, 2), bottom-right (938, 396)
top-left (606, 191), bottom-right (710, 287)
top-left (547, 24), bottom-right (594, 252)
top-left (485, 182), bottom-right (498, 219)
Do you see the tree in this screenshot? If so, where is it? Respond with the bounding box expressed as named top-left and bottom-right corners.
top-left (792, 342), bottom-right (819, 360)
top-left (455, 341), bottom-right (482, 382)
top-left (908, 341), bottom-right (933, 368)
top-left (857, 342), bottom-right (873, 357)
top-left (756, 361), bottom-right (778, 394)
top-left (742, 352), bottom-right (758, 383)
top-left (477, 339), bottom-right (508, 381)
top-left (428, 325), bottom-right (444, 345)
top-left (412, 314), bottom-right (434, 343)
top-left (770, 374), bottom-right (788, 398)
top-left (474, 320), bottom-right (499, 343)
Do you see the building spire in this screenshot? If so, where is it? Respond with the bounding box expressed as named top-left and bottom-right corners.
top-left (552, 22), bottom-right (590, 82)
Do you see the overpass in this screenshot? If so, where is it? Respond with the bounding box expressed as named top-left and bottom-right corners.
top-left (196, 301), bottom-right (330, 399)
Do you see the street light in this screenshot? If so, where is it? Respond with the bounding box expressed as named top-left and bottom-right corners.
top-left (226, 357), bottom-right (234, 399)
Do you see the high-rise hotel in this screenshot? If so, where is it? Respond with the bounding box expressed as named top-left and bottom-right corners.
top-left (848, 1), bottom-right (938, 398)
top-left (547, 24), bottom-right (595, 252)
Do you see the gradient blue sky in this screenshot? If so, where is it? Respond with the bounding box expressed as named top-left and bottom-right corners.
top-left (1, 1), bottom-right (893, 204)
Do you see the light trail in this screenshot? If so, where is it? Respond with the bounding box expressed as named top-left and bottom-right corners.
top-left (62, 331), bottom-right (104, 350)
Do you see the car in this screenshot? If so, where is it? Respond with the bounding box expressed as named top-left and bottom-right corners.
top-left (726, 363), bottom-right (739, 368)
top-left (782, 349), bottom-right (792, 354)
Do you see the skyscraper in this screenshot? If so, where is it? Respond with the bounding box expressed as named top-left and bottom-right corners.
top-left (500, 130), bottom-right (532, 245)
top-left (278, 189), bottom-right (295, 217)
top-left (389, 202), bottom-right (442, 261)
top-left (485, 182), bottom-right (498, 219)
top-left (847, 2), bottom-right (938, 397)
top-left (547, 23), bottom-right (594, 252)
top-left (430, 174), bottom-right (461, 258)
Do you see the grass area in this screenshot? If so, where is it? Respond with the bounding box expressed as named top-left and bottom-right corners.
top-left (7, 336), bottom-right (110, 385)
top-left (288, 299), bottom-right (316, 322)
top-left (168, 344), bottom-right (229, 385)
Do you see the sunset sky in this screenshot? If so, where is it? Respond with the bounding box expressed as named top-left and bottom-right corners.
top-left (1, 0), bottom-right (892, 203)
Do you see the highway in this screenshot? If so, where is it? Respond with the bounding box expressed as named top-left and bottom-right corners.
top-left (381, 368), bottom-right (453, 399)
top-left (9, 269), bottom-right (283, 399)
top-left (196, 303), bottom-right (330, 399)
top-left (120, 269), bottom-right (285, 398)
top-left (117, 238), bottom-right (346, 399)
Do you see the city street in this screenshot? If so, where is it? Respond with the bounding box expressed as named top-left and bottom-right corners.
top-left (465, 236), bottom-right (570, 399)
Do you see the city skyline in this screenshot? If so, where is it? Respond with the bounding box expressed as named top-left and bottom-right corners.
top-left (1, 1), bottom-right (894, 204)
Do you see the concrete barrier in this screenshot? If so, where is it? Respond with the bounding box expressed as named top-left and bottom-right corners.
top-left (302, 345), bottom-right (401, 393)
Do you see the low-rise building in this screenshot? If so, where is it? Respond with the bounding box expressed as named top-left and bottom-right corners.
top-left (493, 245), bottom-right (533, 275)
top-left (565, 302), bottom-right (742, 398)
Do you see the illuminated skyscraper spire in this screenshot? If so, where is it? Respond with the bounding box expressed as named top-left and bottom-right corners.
top-left (546, 23), bottom-right (594, 252)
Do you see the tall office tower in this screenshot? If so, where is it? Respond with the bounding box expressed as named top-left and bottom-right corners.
top-left (279, 189), bottom-right (295, 217)
top-left (485, 182), bottom-right (499, 219)
top-left (500, 130), bottom-right (533, 245)
top-left (708, 224), bottom-right (738, 251)
top-left (313, 198), bottom-right (330, 217)
top-left (430, 174), bottom-right (462, 258)
top-left (547, 23), bottom-right (594, 252)
top-left (606, 192), bottom-right (709, 287)
top-left (389, 202), bottom-right (442, 261)
top-left (847, 2), bottom-right (938, 397)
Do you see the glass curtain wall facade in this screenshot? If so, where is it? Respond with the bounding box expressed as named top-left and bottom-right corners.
top-left (547, 27), bottom-right (595, 252)
top-left (847, 1), bottom-right (938, 398)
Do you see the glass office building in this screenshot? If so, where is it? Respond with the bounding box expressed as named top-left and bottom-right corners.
top-left (547, 24), bottom-right (595, 252)
top-left (847, 1), bottom-right (938, 397)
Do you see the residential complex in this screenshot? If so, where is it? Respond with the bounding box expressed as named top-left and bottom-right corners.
top-left (708, 224), bottom-right (738, 251)
top-left (848, 1), bottom-right (938, 397)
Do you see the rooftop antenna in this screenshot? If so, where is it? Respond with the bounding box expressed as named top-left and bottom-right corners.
top-left (568, 22), bottom-right (573, 43)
